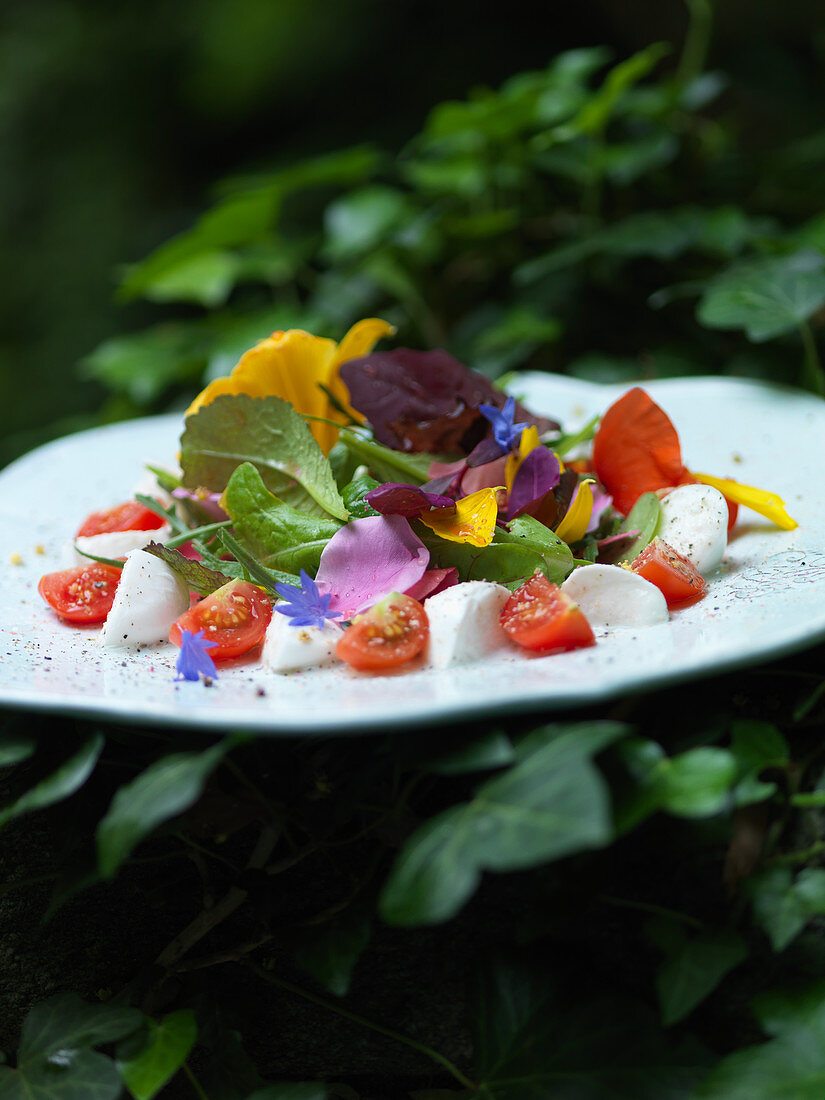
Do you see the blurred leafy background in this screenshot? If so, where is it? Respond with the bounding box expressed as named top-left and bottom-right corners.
top-left (4, 0), bottom-right (825, 469)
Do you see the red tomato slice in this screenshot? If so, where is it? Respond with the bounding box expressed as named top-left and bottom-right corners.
top-left (631, 537), bottom-right (707, 606)
top-left (592, 388), bottom-right (690, 516)
top-left (169, 580), bottom-right (272, 660)
top-left (337, 593), bottom-right (428, 671)
top-left (38, 563), bottom-right (122, 623)
top-left (500, 573), bottom-right (595, 653)
top-left (77, 501), bottom-right (166, 538)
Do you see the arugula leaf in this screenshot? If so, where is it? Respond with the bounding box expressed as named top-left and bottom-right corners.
top-left (338, 429), bottom-right (434, 484)
top-left (223, 462), bottom-right (342, 574)
top-left (218, 530), bottom-right (299, 593)
top-left (620, 491), bottom-right (662, 561)
top-left (180, 393), bottom-right (349, 520)
top-left (142, 543), bottom-right (235, 595)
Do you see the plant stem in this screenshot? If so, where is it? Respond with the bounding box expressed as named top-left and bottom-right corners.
top-left (183, 1062), bottom-right (211, 1100)
top-left (800, 323), bottom-right (825, 396)
top-left (677, 0), bottom-right (713, 87)
top-left (246, 960), bottom-right (476, 1091)
top-left (768, 840), bottom-right (825, 866)
top-left (597, 892), bottom-right (705, 931)
top-left (165, 521), bottom-right (231, 550)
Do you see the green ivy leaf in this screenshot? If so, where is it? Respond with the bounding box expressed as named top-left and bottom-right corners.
top-left (426, 731), bottom-right (516, 775)
top-left (181, 394), bottom-right (349, 520)
top-left (729, 720), bottom-right (789, 807)
top-left (380, 723), bottom-right (626, 925)
top-left (697, 249), bottom-right (825, 341)
top-left (695, 981), bottom-right (825, 1098)
top-left (290, 904), bottom-right (372, 997)
top-left (0, 730), bottom-right (36, 767)
top-left (748, 866), bottom-right (825, 952)
top-left (223, 463), bottom-right (342, 575)
top-left (324, 186), bottom-right (413, 261)
top-left (96, 740), bottom-right (233, 878)
top-left (120, 1013), bottom-right (196, 1099)
top-left (470, 957), bottom-right (707, 1098)
top-left (141, 249), bottom-right (241, 308)
top-left (0, 734), bottom-right (104, 829)
top-left (0, 995), bottom-right (142, 1100)
top-left (654, 926), bottom-right (748, 1026)
top-left (117, 1011), bottom-right (196, 1100)
top-left (617, 740), bottom-right (738, 831)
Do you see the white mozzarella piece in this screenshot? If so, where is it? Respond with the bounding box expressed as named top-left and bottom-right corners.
top-left (100, 549), bottom-right (190, 648)
top-left (561, 564), bottom-right (668, 628)
top-left (70, 524), bottom-right (172, 567)
top-left (262, 613), bottom-right (344, 673)
top-left (425, 581), bottom-right (511, 668)
top-left (657, 484), bottom-right (728, 574)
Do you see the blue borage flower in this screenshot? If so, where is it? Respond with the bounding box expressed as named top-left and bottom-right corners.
top-left (274, 569), bottom-right (342, 629)
top-left (478, 395), bottom-right (530, 454)
top-left (175, 628), bottom-right (218, 682)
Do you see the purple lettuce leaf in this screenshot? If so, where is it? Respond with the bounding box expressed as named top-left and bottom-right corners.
top-left (339, 348), bottom-right (558, 454)
top-left (365, 483), bottom-right (456, 518)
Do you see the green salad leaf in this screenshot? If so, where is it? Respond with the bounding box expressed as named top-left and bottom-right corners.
top-left (180, 393), bottom-right (349, 520)
top-left (223, 462), bottom-right (343, 575)
top-left (421, 515), bottom-right (573, 588)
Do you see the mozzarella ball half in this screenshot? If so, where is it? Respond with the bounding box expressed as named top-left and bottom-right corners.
top-left (100, 549), bottom-right (190, 647)
top-left (657, 484), bottom-right (728, 574)
top-left (262, 613), bottom-right (343, 673)
top-left (425, 581), bottom-right (511, 668)
top-left (561, 564), bottom-right (668, 628)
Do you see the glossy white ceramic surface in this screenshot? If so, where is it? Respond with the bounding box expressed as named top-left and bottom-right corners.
top-left (1, 375), bottom-right (823, 734)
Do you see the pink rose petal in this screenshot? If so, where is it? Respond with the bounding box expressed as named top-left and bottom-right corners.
top-left (315, 515), bottom-right (429, 618)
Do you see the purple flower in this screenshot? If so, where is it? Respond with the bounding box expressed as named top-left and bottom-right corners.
top-left (274, 569), bottom-right (343, 629)
top-left (175, 629), bottom-right (218, 682)
top-left (478, 396), bottom-right (530, 454)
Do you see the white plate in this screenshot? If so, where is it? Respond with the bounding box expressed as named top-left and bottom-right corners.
top-left (1, 375), bottom-right (823, 735)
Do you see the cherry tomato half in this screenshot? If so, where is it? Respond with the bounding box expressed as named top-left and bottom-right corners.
top-left (337, 593), bottom-right (429, 671)
top-left (500, 573), bottom-right (595, 653)
top-left (76, 501), bottom-right (166, 538)
top-left (38, 563), bottom-right (123, 623)
top-left (169, 580), bottom-right (272, 660)
top-left (631, 537), bottom-right (707, 606)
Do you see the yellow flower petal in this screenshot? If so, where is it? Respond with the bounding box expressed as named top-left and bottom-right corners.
top-left (692, 472), bottom-right (798, 531)
top-left (505, 426), bottom-right (540, 492)
top-left (185, 319), bottom-right (394, 454)
top-left (419, 487), bottom-right (503, 547)
top-left (555, 479), bottom-right (594, 544)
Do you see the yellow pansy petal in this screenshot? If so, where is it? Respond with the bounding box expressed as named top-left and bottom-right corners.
top-left (555, 479), bottom-right (594, 544)
top-left (692, 472), bottom-right (798, 531)
top-left (184, 321), bottom-right (392, 454)
top-left (419, 487), bottom-right (503, 547)
top-left (505, 426), bottom-right (540, 492)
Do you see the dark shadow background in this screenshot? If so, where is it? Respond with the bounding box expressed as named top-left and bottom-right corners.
top-left (2, 0), bottom-right (824, 465)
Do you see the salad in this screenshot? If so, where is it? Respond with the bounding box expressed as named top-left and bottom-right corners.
top-left (36, 318), bottom-right (798, 682)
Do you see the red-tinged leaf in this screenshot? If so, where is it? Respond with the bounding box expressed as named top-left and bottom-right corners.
top-left (340, 348), bottom-right (557, 454)
top-left (365, 482), bottom-right (455, 518)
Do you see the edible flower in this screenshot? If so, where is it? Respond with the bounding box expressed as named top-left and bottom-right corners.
top-left (691, 473), bottom-right (798, 531)
top-left (364, 483), bottom-right (455, 518)
top-left (507, 445), bottom-right (561, 521)
top-left (505, 425), bottom-right (540, 492)
top-left (274, 569), bottom-right (342, 629)
top-left (419, 487), bottom-right (502, 547)
top-left (185, 318), bottom-right (394, 454)
top-left (555, 479), bottom-right (596, 544)
top-left (479, 396), bottom-right (530, 454)
top-left (314, 515), bottom-right (429, 619)
top-left (175, 629), bottom-right (218, 682)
